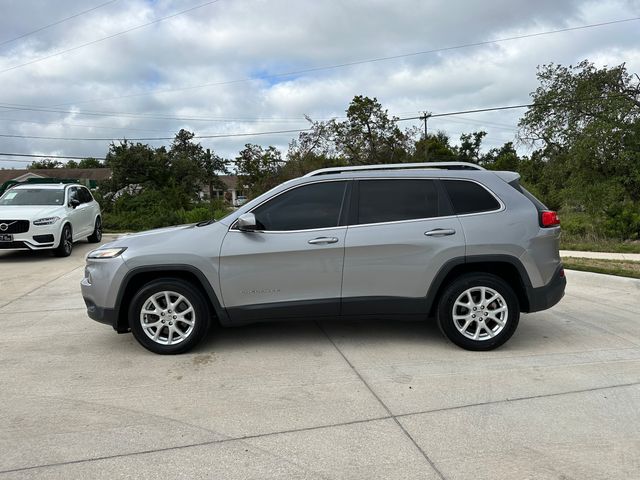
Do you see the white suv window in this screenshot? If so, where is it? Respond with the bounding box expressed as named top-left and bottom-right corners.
top-left (78, 187), bottom-right (93, 203)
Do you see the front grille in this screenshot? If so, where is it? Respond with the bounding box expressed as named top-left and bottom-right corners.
top-left (0, 220), bottom-right (29, 234)
top-left (0, 241), bottom-right (28, 249)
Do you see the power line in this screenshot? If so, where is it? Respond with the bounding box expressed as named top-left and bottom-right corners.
top-left (43, 15), bottom-right (640, 107)
top-left (0, 97), bottom-right (607, 141)
top-left (0, 116), bottom-right (172, 133)
top-left (0, 103), bottom-right (318, 123)
top-left (0, 0), bottom-right (222, 75)
top-left (434, 116), bottom-right (519, 132)
top-left (0, 128), bottom-right (311, 142)
top-left (0, 93), bottom-right (632, 151)
top-left (0, 0), bottom-right (119, 48)
top-left (0, 91), bottom-right (620, 133)
top-left (0, 152), bottom-right (105, 161)
top-left (0, 97), bottom-right (602, 141)
top-left (398, 104), bottom-right (533, 121)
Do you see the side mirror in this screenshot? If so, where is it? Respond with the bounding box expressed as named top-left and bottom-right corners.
top-left (69, 198), bottom-right (80, 208)
top-left (237, 213), bottom-right (257, 232)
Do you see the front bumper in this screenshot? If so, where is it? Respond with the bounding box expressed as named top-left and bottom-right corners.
top-left (81, 256), bottom-right (130, 332)
top-left (0, 224), bottom-right (60, 250)
top-left (84, 298), bottom-right (118, 327)
top-left (526, 264), bottom-right (566, 313)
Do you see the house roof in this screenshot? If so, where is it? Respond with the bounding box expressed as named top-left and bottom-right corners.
top-left (0, 168), bottom-right (112, 185)
top-left (219, 175), bottom-right (238, 189)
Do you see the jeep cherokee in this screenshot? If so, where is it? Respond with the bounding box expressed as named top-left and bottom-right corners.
top-left (81, 162), bottom-right (565, 354)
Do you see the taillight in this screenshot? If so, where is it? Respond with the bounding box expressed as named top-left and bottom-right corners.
top-left (540, 211), bottom-right (560, 228)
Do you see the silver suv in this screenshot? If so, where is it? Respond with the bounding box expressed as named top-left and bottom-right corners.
top-left (82, 162), bottom-right (565, 354)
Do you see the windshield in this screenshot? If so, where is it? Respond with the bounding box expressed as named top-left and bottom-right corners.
top-left (0, 188), bottom-right (65, 206)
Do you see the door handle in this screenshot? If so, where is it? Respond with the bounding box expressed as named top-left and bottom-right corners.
top-left (308, 237), bottom-right (339, 245)
top-left (424, 228), bottom-right (456, 237)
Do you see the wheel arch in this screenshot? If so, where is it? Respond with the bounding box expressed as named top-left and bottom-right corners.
top-left (59, 220), bottom-right (72, 240)
top-left (426, 255), bottom-right (533, 317)
top-left (114, 265), bottom-right (229, 333)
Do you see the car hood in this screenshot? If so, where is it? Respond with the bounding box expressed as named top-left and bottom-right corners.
top-left (102, 221), bottom-right (227, 254)
top-left (0, 205), bottom-right (65, 220)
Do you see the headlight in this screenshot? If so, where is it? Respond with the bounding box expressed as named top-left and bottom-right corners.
top-left (33, 216), bottom-right (60, 226)
top-left (87, 247), bottom-right (127, 259)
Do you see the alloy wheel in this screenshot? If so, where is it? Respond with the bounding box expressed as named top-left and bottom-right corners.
top-left (452, 286), bottom-right (508, 341)
top-left (63, 227), bottom-right (72, 255)
top-left (140, 291), bottom-right (196, 346)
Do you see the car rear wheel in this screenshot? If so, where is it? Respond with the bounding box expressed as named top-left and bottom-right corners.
top-left (88, 216), bottom-right (102, 243)
top-left (437, 273), bottom-right (519, 351)
top-left (129, 279), bottom-right (210, 354)
top-left (53, 224), bottom-right (73, 257)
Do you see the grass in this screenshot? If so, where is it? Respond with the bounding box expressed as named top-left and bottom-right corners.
top-left (562, 257), bottom-right (640, 279)
top-left (560, 235), bottom-right (640, 254)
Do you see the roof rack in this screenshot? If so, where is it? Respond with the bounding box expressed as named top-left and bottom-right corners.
top-left (303, 161), bottom-right (485, 177)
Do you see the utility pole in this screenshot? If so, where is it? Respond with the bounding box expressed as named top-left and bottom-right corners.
top-left (420, 111), bottom-right (432, 162)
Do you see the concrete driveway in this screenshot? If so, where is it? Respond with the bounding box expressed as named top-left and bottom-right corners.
top-left (1, 240), bottom-right (639, 479)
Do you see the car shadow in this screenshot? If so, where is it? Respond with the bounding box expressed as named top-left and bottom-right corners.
top-left (193, 317), bottom-right (447, 353)
top-left (0, 249), bottom-right (55, 262)
top-left (189, 314), bottom-right (555, 355)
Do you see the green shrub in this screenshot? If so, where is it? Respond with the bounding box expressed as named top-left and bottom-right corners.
top-left (101, 190), bottom-right (233, 232)
top-left (603, 203), bottom-right (640, 240)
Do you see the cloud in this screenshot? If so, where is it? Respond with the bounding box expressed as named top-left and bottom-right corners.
top-left (0, 0), bottom-right (638, 168)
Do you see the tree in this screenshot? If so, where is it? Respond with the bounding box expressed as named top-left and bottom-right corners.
top-left (288, 96), bottom-right (416, 171)
top-left (235, 144), bottom-right (283, 197)
top-left (66, 160), bottom-right (79, 168)
top-left (201, 148), bottom-right (229, 200)
top-left (480, 142), bottom-right (520, 171)
top-left (168, 129), bottom-right (208, 204)
top-left (168, 129), bottom-right (228, 204)
top-left (457, 131), bottom-right (487, 164)
top-left (413, 131), bottom-right (457, 162)
top-left (28, 159), bottom-right (63, 169)
top-left (78, 157), bottom-right (104, 168)
top-left (104, 140), bottom-right (170, 192)
top-left (334, 96), bottom-right (413, 164)
top-left (519, 60), bottom-right (640, 238)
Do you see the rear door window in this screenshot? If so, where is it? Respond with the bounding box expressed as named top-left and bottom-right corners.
top-left (442, 180), bottom-right (500, 215)
top-left (356, 179), bottom-right (439, 224)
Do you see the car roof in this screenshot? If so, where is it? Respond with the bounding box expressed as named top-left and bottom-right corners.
top-left (11, 183), bottom-right (81, 190)
top-left (296, 168), bottom-right (510, 181)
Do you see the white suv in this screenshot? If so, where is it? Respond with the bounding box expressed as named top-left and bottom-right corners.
top-left (0, 183), bottom-right (102, 257)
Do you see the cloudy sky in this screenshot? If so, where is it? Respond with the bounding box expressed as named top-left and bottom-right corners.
top-left (0, 0), bottom-right (638, 169)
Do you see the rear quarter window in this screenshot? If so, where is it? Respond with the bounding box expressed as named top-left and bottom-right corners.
top-left (442, 180), bottom-right (501, 215)
top-left (509, 182), bottom-right (548, 212)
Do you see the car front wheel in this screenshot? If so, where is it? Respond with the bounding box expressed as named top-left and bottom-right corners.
top-left (88, 216), bottom-right (102, 243)
top-left (129, 279), bottom-right (211, 354)
top-left (437, 273), bottom-right (520, 351)
top-left (53, 224), bottom-right (73, 257)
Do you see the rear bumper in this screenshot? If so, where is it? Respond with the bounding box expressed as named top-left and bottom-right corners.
top-left (525, 265), bottom-right (566, 313)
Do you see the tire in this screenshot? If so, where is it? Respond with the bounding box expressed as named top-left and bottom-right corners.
top-left (53, 224), bottom-right (73, 257)
top-left (437, 273), bottom-right (520, 351)
top-left (129, 278), bottom-right (211, 354)
top-left (87, 216), bottom-right (102, 243)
